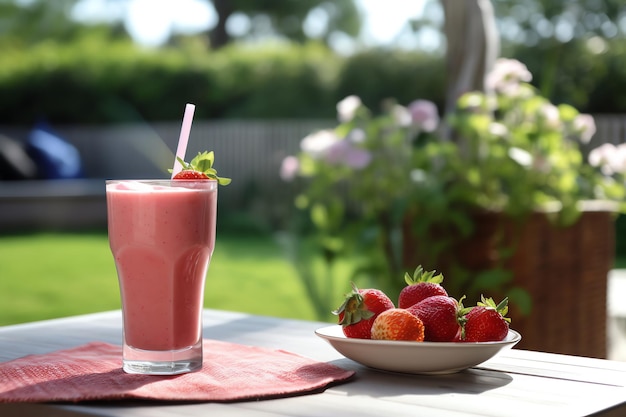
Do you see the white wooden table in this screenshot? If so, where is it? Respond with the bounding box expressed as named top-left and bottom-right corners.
top-left (1, 309), bottom-right (625, 417)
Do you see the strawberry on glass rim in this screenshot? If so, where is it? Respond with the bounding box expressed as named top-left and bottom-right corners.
top-left (170, 151), bottom-right (231, 185)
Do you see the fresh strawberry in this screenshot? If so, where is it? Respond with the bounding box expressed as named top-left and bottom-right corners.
top-left (407, 295), bottom-right (466, 342)
top-left (398, 265), bottom-right (447, 309)
top-left (333, 283), bottom-right (394, 339)
top-left (173, 170), bottom-right (210, 180)
top-left (371, 308), bottom-right (425, 341)
top-left (170, 151), bottom-right (231, 185)
top-left (463, 296), bottom-right (510, 342)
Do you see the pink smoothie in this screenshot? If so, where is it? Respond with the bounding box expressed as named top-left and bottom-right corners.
top-left (106, 180), bottom-right (217, 351)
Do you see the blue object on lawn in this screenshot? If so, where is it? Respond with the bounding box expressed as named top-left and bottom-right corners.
top-left (26, 122), bottom-right (84, 179)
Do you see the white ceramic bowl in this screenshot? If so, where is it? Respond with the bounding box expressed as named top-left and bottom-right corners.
top-left (315, 325), bottom-right (521, 375)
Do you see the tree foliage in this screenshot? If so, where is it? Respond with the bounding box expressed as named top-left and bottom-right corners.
top-left (0, 0), bottom-right (361, 50)
top-left (209, 0), bottom-right (361, 49)
top-left (0, 0), bottom-right (129, 46)
top-left (491, 0), bottom-right (626, 45)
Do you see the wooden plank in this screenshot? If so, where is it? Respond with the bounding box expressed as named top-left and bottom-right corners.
top-left (478, 351), bottom-right (626, 386)
top-left (1, 310), bottom-right (625, 417)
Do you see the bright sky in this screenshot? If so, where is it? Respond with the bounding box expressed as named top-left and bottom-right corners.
top-left (71, 0), bottom-right (433, 52)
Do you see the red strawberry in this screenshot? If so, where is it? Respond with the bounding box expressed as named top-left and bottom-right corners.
top-left (333, 283), bottom-right (394, 339)
top-left (170, 151), bottom-right (231, 185)
top-left (398, 265), bottom-right (447, 309)
top-left (407, 295), bottom-right (465, 342)
top-left (371, 308), bottom-right (425, 341)
top-left (173, 170), bottom-right (210, 180)
top-left (463, 296), bottom-right (510, 342)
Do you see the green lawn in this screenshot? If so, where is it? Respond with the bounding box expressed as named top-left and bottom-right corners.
top-left (2, 230), bottom-right (623, 328)
top-left (0, 231), bottom-right (337, 326)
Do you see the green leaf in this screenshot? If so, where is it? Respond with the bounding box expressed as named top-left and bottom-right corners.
top-left (191, 151), bottom-right (215, 172)
top-left (174, 150), bottom-right (231, 186)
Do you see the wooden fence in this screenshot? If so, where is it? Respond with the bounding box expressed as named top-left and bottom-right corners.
top-left (10, 113), bottom-right (626, 184)
top-left (591, 114), bottom-right (626, 146)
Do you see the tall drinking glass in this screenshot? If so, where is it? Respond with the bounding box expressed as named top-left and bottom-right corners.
top-left (106, 179), bottom-right (217, 375)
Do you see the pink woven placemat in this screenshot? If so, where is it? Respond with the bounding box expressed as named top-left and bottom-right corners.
top-left (0, 339), bottom-right (354, 403)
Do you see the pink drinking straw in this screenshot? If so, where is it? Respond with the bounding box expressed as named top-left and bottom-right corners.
top-left (170, 103), bottom-right (196, 178)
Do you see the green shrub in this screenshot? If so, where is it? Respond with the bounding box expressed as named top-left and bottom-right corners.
top-left (510, 39), bottom-right (626, 113)
top-left (4, 34), bottom-right (626, 125)
top-left (335, 48), bottom-right (446, 110)
top-left (0, 38), bottom-right (341, 124)
top-left (0, 36), bottom-right (446, 124)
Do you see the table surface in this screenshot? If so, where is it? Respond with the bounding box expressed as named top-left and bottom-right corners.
top-left (1, 309), bottom-right (625, 417)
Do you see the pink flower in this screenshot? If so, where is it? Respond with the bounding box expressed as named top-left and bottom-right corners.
top-left (280, 156), bottom-right (299, 181)
top-left (325, 140), bottom-right (372, 169)
top-left (300, 129), bottom-right (371, 169)
top-left (407, 99), bottom-right (439, 132)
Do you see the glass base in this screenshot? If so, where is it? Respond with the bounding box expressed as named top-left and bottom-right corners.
top-left (122, 340), bottom-right (202, 375)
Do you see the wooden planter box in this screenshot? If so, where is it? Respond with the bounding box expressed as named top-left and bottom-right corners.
top-left (403, 202), bottom-right (616, 358)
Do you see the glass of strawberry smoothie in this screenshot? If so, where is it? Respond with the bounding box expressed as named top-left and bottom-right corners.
top-left (106, 179), bottom-right (217, 375)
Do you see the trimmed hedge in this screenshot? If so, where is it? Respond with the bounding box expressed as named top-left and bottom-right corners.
top-left (336, 48), bottom-right (446, 112)
top-left (0, 36), bottom-right (443, 124)
top-left (0, 36), bottom-right (445, 125)
top-left (2, 34), bottom-right (626, 125)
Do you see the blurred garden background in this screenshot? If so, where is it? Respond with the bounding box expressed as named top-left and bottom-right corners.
top-left (1, 0), bottom-right (626, 355)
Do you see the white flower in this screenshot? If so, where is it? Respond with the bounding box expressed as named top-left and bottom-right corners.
top-left (614, 144), bottom-right (626, 174)
top-left (539, 103), bottom-right (562, 130)
top-left (391, 104), bottom-right (412, 127)
top-left (488, 122), bottom-right (508, 137)
top-left (346, 128), bottom-right (366, 144)
top-left (337, 95), bottom-right (362, 123)
top-left (589, 143), bottom-right (613, 169)
top-left (486, 58), bottom-right (533, 96)
top-left (300, 129), bottom-right (340, 159)
top-left (508, 147), bottom-right (533, 167)
top-left (510, 83), bottom-right (536, 101)
top-left (279, 156), bottom-right (299, 181)
top-left (588, 143), bottom-right (626, 175)
top-left (410, 169), bottom-right (427, 183)
top-left (407, 99), bottom-right (439, 132)
top-left (573, 114), bottom-right (596, 144)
